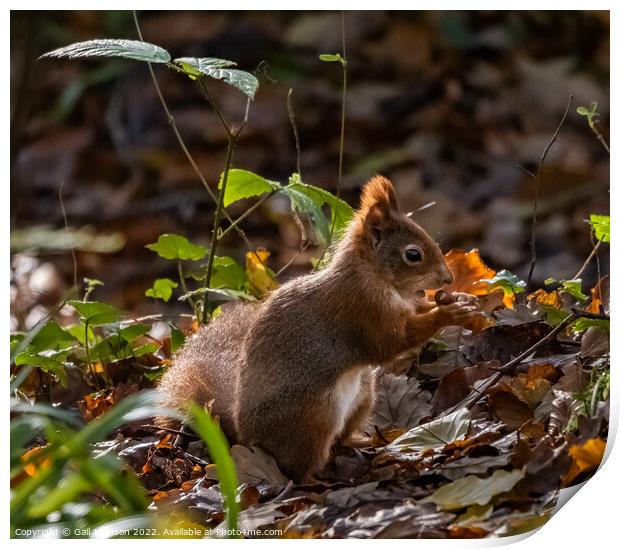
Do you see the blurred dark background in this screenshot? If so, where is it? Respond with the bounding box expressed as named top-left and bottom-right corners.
top-left (10, 10), bottom-right (609, 328)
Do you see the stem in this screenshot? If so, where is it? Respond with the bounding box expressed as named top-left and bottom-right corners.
top-left (589, 121), bottom-right (610, 154)
top-left (287, 89), bottom-right (302, 177)
top-left (57, 180), bottom-right (78, 294)
top-left (201, 136), bottom-right (236, 324)
top-left (218, 190), bottom-right (278, 241)
top-left (132, 11), bottom-right (249, 244)
top-left (315, 11), bottom-right (348, 270)
top-left (526, 94), bottom-right (573, 288)
top-left (84, 319), bottom-right (99, 390)
top-left (573, 237), bottom-right (604, 280)
top-left (176, 260), bottom-right (196, 316)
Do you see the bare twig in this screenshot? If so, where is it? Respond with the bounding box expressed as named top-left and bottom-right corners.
top-left (440, 309), bottom-right (581, 417)
top-left (287, 89), bottom-right (302, 177)
top-left (218, 191), bottom-right (278, 241)
top-left (315, 10), bottom-right (348, 270)
top-left (573, 237), bottom-right (603, 280)
top-left (57, 180), bottom-right (78, 294)
top-left (197, 80), bottom-right (254, 324)
top-left (525, 94), bottom-right (573, 288)
top-left (132, 11), bottom-right (249, 244)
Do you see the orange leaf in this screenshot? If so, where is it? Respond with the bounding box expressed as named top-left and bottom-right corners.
top-left (441, 249), bottom-right (497, 297)
top-left (156, 433), bottom-right (173, 449)
top-left (528, 289), bottom-right (562, 309)
top-left (246, 249), bottom-right (279, 297)
top-left (563, 437), bottom-right (606, 485)
top-left (21, 446), bottom-right (52, 477)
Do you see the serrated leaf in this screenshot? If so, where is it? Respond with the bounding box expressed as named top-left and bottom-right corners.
top-left (421, 469), bottom-right (525, 510)
top-left (145, 278), bottom-right (178, 302)
top-left (288, 174), bottom-right (354, 238)
top-left (283, 185), bottom-right (330, 243)
top-left (146, 234), bottom-right (207, 261)
top-left (173, 57), bottom-right (259, 98)
top-left (590, 214), bottom-right (610, 243)
top-left (386, 408), bottom-right (470, 452)
top-left (40, 39), bottom-right (171, 64)
top-left (220, 169), bottom-right (282, 207)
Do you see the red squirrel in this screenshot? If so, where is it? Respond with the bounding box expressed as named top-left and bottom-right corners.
top-left (157, 176), bottom-right (479, 482)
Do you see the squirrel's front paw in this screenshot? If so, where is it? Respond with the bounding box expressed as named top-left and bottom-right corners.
top-left (437, 300), bottom-right (480, 326)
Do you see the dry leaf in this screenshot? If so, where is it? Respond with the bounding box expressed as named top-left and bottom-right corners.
top-left (246, 249), bottom-right (278, 297)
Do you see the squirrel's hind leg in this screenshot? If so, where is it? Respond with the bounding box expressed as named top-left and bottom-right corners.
top-left (237, 398), bottom-right (339, 484)
top-left (336, 367), bottom-right (376, 448)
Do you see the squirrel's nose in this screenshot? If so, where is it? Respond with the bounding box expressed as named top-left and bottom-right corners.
top-left (442, 269), bottom-right (454, 285)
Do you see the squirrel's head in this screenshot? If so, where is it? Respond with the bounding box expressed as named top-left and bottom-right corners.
top-left (353, 175), bottom-right (453, 295)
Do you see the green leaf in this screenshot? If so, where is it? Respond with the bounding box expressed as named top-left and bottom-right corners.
top-left (572, 318), bottom-right (610, 333)
top-left (67, 300), bottom-right (123, 325)
top-left (22, 322), bottom-right (77, 354)
top-left (221, 169), bottom-right (282, 207)
top-left (481, 270), bottom-right (526, 299)
top-left (283, 185), bottom-right (330, 244)
top-left (560, 279), bottom-right (587, 301)
top-left (14, 353), bottom-right (68, 387)
top-left (180, 287), bottom-right (256, 303)
top-left (211, 256), bottom-right (248, 290)
top-left (131, 342), bottom-right (159, 357)
top-left (319, 53), bottom-right (345, 65)
top-left (40, 39), bottom-right (171, 64)
top-left (118, 323), bottom-right (151, 343)
top-left (590, 214), bottom-right (610, 243)
top-left (286, 174), bottom-right (354, 242)
top-left (188, 403), bottom-right (239, 535)
top-left (145, 278), bottom-right (178, 302)
top-left (386, 408), bottom-right (471, 452)
top-left (146, 233), bottom-right (207, 261)
top-left (168, 323), bottom-right (185, 354)
top-left (421, 469), bottom-right (525, 510)
top-left (173, 57), bottom-right (259, 99)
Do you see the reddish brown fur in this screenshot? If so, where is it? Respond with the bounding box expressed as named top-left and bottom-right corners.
top-left (156, 175), bottom-right (478, 482)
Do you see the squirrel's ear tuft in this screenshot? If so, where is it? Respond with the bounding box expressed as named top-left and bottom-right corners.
top-left (359, 175), bottom-right (399, 214)
top-left (358, 176), bottom-right (399, 249)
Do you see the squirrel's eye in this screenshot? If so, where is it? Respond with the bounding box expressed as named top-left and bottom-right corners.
top-left (403, 246), bottom-right (423, 265)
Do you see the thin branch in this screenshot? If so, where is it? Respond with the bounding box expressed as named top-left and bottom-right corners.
top-left (218, 190), bottom-right (278, 241)
top-left (132, 11), bottom-right (248, 243)
top-left (57, 180), bottom-right (78, 294)
top-left (526, 94), bottom-right (573, 288)
top-left (573, 237), bottom-right (604, 280)
top-left (287, 88), bottom-right (302, 177)
top-left (315, 10), bottom-right (348, 270)
top-left (440, 309), bottom-right (581, 417)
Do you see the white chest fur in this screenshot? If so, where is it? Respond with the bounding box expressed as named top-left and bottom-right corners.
top-left (331, 369), bottom-right (363, 435)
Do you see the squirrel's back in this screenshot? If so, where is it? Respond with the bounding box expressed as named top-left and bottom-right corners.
top-left (156, 301), bottom-right (258, 439)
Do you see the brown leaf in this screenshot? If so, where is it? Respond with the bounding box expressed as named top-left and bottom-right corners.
top-left (488, 386), bottom-right (533, 430)
top-left (370, 372), bottom-right (433, 431)
top-left (431, 360), bottom-right (498, 414)
top-left (225, 445), bottom-right (289, 487)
